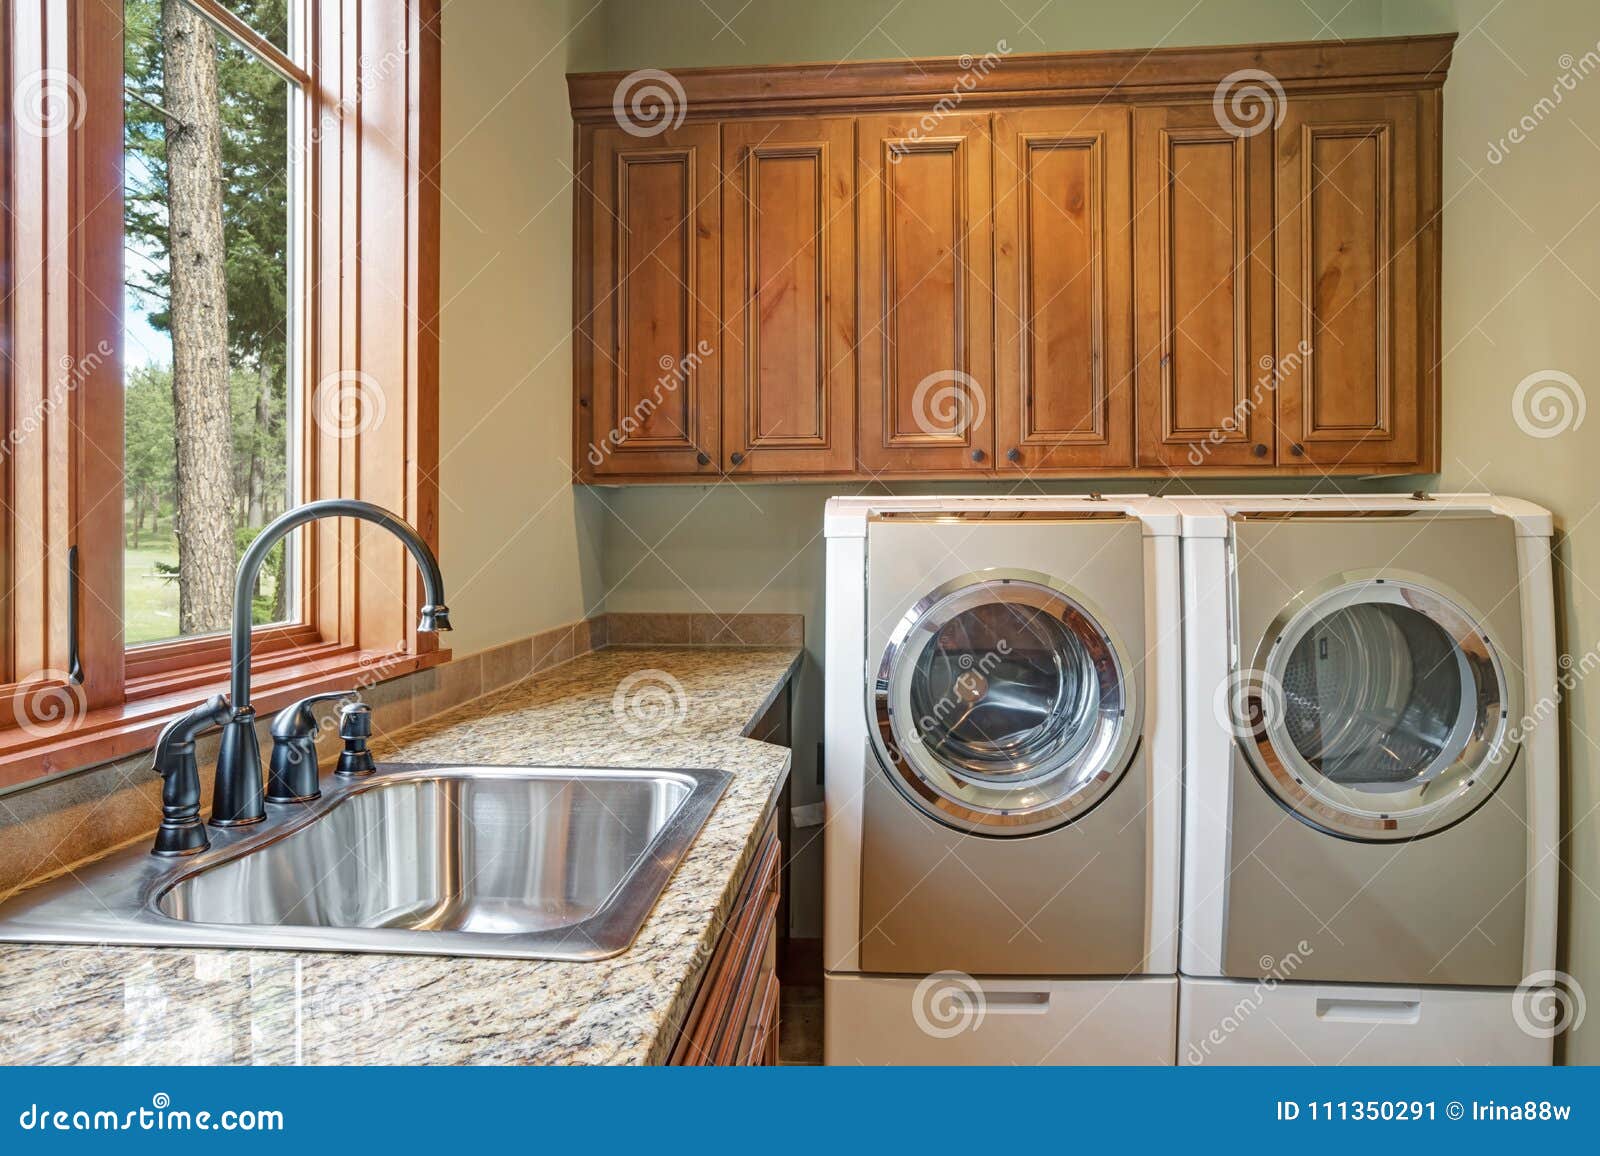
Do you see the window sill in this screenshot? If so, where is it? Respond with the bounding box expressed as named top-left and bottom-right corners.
top-left (0, 646), bottom-right (451, 791)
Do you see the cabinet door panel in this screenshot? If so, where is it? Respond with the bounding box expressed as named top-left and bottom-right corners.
top-left (1133, 105), bottom-right (1274, 468)
top-left (1275, 93), bottom-right (1423, 469)
top-left (857, 114), bottom-right (994, 473)
top-left (587, 125), bottom-right (720, 477)
top-left (994, 108), bottom-right (1133, 472)
top-left (722, 119), bottom-right (855, 475)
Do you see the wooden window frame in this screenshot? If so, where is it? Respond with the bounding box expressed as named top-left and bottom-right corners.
top-left (0, 0), bottom-right (444, 788)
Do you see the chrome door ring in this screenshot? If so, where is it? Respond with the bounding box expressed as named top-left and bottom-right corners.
top-left (1233, 570), bottom-right (1519, 841)
top-left (870, 568), bottom-right (1141, 837)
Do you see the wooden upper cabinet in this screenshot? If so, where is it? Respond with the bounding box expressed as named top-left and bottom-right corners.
top-left (1133, 104), bottom-right (1275, 469)
top-left (568, 35), bottom-right (1452, 482)
top-left (721, 119), bottom-right (856, 475)
top-left (585, 124), bottom-right (721, 478)
top-left (856, 113), bottom-right (995, 473)
top-left (993, 108), bottom-right (1134, 472)
top-left (1274, 92), bottom-right (1433, 471)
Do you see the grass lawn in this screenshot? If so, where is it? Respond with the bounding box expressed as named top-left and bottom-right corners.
top-left (125, 540), bottom-right (181, 645)
top-left (124, 535), bottom-right (283, 645)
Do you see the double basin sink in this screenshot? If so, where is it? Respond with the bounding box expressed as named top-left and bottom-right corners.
top-left (0, 764), bottom-right (731, 961)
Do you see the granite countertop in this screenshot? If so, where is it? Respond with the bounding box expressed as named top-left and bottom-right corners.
top-left (0, 645), bottom-right (800, 1065)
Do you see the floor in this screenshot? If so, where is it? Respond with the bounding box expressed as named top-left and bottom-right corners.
top-left (778, 938), bottom-right (823, 1065)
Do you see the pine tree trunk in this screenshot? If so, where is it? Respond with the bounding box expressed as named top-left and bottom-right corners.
top-left (162, 0), bottom-right (235, 635)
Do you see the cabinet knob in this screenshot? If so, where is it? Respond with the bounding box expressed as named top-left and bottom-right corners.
top-left (1005, 447), bottom-right (1021, 463)
top-left (695, 451), bottom-right (710, 466)
top-left (1290, 443), bottom-right (1305, 457)
top-left (729, 451), bottom-right (745, 466)
top-left (970, 448), bottom-right (985, 462)
top-left (1252, 443), bottom-right (1269, 458)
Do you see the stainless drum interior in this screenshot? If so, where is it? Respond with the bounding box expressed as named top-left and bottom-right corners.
top-left (1235, 576), bottom-right (1517, 840)
top-left (872, 569), bottom-right (1140, 837)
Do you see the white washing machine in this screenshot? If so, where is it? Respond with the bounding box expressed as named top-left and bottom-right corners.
top-left (823, 496), bottom-right (1182, 1065)
top-left (1175, 493), bottom-right (1560, 1065)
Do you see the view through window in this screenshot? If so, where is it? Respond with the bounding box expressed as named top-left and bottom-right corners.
top-left (122, 0), bottom-right (298, 646)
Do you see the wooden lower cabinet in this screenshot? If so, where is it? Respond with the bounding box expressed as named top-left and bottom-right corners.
top-left (670, 819), bottom-right (781, 1065)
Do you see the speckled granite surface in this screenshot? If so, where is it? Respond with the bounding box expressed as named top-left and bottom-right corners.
top-left (0, 645), bottom-right (799, 1065)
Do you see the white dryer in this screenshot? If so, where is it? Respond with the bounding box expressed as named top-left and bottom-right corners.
top-left (823, 496), bottom-right (1182, 1065)
top-left (1176, 493), bottom-right (1560, 1065)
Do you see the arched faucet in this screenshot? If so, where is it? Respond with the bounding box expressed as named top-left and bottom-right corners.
top-left (211, 499), bottom-right (451, 826)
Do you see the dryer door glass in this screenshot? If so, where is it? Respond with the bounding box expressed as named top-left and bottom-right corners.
top-left (1240, 578), bottom-right (1515, 840)
top-left (874, 572), bottom-right (1139, 836)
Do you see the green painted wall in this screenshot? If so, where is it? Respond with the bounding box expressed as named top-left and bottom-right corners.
top-left (588, 0), bottom-right (1600, 1064)
top-left (597, 0), bottom-right (1386, 68)
top-left (440, 0), bottom-right (608, 655)
top-left (1402, 0), bottom-right (1600, 1064)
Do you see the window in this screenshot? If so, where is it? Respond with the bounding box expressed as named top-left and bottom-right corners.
top-left (123, 0), bottom-right (299, 648)
top-left (0, 0), bottom-right (443, 786)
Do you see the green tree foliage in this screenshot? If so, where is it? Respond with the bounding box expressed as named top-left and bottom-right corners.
top-left (123, 362), bottom-right (287, 626)
top-left (124, 364), bottom-right (175, 549)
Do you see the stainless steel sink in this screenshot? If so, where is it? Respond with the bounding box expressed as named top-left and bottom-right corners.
top-left (0, 764), bottom-right (730, 961)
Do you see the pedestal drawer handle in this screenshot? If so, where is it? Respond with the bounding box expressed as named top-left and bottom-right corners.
top-left (1315, 997), bottom-right (1421, 1024)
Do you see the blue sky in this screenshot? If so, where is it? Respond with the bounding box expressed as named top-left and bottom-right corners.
top-left (123, 148), bottom-right (172, 371)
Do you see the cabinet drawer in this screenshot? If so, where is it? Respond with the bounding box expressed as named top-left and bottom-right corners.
top-left (1179, 978), bottom-right (1550, 1065)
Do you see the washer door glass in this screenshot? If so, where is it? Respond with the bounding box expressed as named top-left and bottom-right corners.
top-left (1239, 578), bottom-right (1516, 840)
top-left (873, 571), bottom-right (1139, 836)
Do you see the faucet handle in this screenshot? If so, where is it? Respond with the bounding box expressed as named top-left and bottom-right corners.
top-left (269, 690), bottom-right (355, 740)
top-left (266, 690), bottom-right (354, 804)
top-left (152, 695), bottom-right (231, 857)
